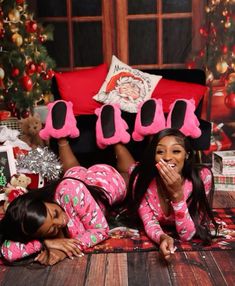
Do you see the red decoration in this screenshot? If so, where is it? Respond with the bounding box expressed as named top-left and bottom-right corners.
top-left (11, 68), bottom-right (20, 77)
top-left (20, 75), bottom-right (33, 91)
top-left (232, 45), bottom-right (235, 55)
top-left (7, 100), bottom-right (16, 111)
top-left (221, 45), bottom-right (228, 54)
top-left (186, 60), bottom-right (196, 69)
top-left (16, 0), bottom-right (25, 4)
top-left (225, 93), bottom-right (235, 109)
top-left (25, 20), bottom-right (37, 33)
top-left (26, 62), bottom-right (36, 75)
top-left (0, 28), bottom-right (5, 38)
top-left (21, 109), bottom-right (30, 118)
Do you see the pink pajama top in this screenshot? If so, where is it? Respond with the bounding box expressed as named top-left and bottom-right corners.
top-left (132, 166), bottom-right (212, 244)
top-left (1, 164), bottom-right (126, 262)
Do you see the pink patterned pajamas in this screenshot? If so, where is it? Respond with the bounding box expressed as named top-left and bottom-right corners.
top-left (136, 167), bottom-right (212, 244)
top-left (1, 164), bottom-right (126, 262)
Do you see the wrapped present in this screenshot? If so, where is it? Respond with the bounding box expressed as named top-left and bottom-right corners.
top-left (213, 169), bottom-right (235, 185)
top-left (204, 122), bottom-right (232, 155)
top-left (213, 150), bottom-right (235, 175)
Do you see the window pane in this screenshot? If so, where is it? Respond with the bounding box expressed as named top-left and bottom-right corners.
top-left (163, 19), bottom-right (192, 64)
top-left (129, 20), bottom-right (157, 65)
top-left (43, 23), bottom-right (69, 68)
top-left (37, 0), bottom-right (67, 17)
top-left (162, 0), bottom-right (191, 13)
top-left (72, 0), bottom-right (101, 16)
top-left (73, 22), bottom-right (103, 67)
top-left (128, 0), bottom-right (156, 14)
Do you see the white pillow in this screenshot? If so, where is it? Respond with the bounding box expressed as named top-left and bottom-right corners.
top-left (93, 55), bottom-right (162, 113)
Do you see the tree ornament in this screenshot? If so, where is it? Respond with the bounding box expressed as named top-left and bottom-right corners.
top-left (0, 67), bottom-right (5, 79)
top-left (26, 62), bottom-right (36, 75)
top-left (228, 73), bottom-right (235, 83)
top-left (21, 75), bottom-right (33, 91)
top-left (21, 109), bottom-right (30, 118)
top-left (16, 0), bottom-right (25, 4)
top-left (8, 9), bottom-right (21, 23)
top-left (225, 93), bottom-right (235, 109)
top-left (186, 60), bottom-right (196, 69)
top-left (25, 20), bottom-right (37, 33)
top-left (43, 93), bottom-right (52, 104)
top-left (12, 33), bottom-right (23, 46)
top-left (216, 61), bottom-right (228, 73)
top-left (0, 28), bottom-right (5, 38)
top-left (224, 21), bottom-right (231, 28)
top-left (11, 68), bottom-right (20, 77)
top-left (221, 45), bottom-right (228, 54)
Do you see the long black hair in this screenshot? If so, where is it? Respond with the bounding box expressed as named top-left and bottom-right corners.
top-left (127, 128), bottom-right (218, 244)
top-left (0, 177), bottom-right (111, 244)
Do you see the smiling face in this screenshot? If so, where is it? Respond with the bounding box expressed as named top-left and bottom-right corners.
top-left (36, 202), bottom-right (68, 238)
top-left (155, 135), bottom-right (187, 174)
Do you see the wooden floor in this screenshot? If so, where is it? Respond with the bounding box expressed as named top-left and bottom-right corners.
top-left (0, 191), bottom-right (235, 286)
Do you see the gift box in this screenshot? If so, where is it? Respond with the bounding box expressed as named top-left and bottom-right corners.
top-left (212, 169), bottom-right (235, 191)
top-left (213, 150), bottom-right (235, 175)
top-left (204, 122), bottom-right (232, 155)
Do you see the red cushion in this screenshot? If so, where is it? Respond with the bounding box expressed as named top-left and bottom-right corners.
top-left (151, 78), bottom-right (207, 113)
top-left (54, 63), bottom-right (108, 115)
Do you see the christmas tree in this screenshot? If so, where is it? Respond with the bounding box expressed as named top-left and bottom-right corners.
top-left (0, 0), bottom-right (55, 118)
top-left (187, 0), bottom-right (235, 109)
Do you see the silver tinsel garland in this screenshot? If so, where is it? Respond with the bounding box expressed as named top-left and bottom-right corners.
top-left (16, 147), bottom-right (62, 181)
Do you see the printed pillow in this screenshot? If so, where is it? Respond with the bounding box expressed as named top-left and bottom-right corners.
top-left (54, 63), bottom-right (108, 115)
top-left (93, 55), bottom-right (162, 113)
top-left (152, 78), bottom-right (207, 113)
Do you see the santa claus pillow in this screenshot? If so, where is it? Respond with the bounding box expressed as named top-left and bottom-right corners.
top-left (93, 55), bottom-right (162, 113)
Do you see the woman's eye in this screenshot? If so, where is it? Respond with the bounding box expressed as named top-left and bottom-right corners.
top-left (156, 150), bottom-right (164, 155)
top-left (173, 150), bottom-right (181, 154)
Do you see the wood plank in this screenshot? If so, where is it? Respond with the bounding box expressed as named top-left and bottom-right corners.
top-left (84, 254), bottom-right (107, 286)
top-left (104, 253), bottom-right (128, 286)
top-left (1, 263), bottom-right (51, 286)
top-left (145, 252), bottom-right (172, 286)
top-left (211, 251), bottom-right (235, 285)
top-left (45, 255), bottom-right (88, 286)
top-left (168, 252), bottom-right (215, 286)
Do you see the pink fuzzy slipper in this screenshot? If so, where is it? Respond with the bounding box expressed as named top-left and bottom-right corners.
top-left (95, 104), bottom-right (130, 149)
top-left (39, 100), bottom-right (80, 140)
top-left (132, 98), bottom-right (166, 141)
top-left (166, 99), bottom-right (201, 138)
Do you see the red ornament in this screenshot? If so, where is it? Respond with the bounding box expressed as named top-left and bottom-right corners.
top-left (225, 93), bottom-right (235, 109)
top-left (25, 20), bottom-right (37, 33)
top-left (186, 60), bottom-right (196, 69)
top-left (20, 75), bottom-right (33, 91)
top-left (0, 28), bottom-right (5, 38)
top-left (21, 109), bottom-right (30, 118)
top-left (16, 0), bottom-right (25, 4)
top-left (11, 68), bottom-right (20, 77)
top-left (221, 45), bottom-right (228, 54)
top-left (26, 62), bottom-right (36, 75)
top-left (7, 100), bottom-right (16, 112)
top-left (232, 45), bottom-right (235, 55)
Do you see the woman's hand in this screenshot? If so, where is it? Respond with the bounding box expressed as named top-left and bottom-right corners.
top-left (44, 238), bottom-right (84, 259)
top-left (156, 159), bottom-right (184, 202)
top-left (159, 234), bottom-right (176, 261)
top-left (35, 249), bottom-right (67, 266)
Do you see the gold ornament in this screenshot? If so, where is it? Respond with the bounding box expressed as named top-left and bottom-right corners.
top-left (0, 95), bottom-right (4, 101)
top-left (12, 33), bottom-right (23, 46)
top-left (205, 6), bottom-right (211, 13)
top-left (43, 93), bottom-right (53, 104)
top-left (216, 61), bottom-right (228, 73)
top-left (0, 67), bottom-right (5, 79)
top-left (10, 24), bottom-right (19, 33)
top-left (228, 73), bottom-right (235, 83)
top-left (225, 21), bottom-right (231, 28)
top-left (8, 9), bottom-right (21, 23)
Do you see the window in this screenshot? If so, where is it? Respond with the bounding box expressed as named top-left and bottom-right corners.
top-left (34, 0), bottom-right (205, 70)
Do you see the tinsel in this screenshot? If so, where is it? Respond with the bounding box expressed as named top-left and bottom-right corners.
top-left (16, 147), bottom-right (62, 181)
